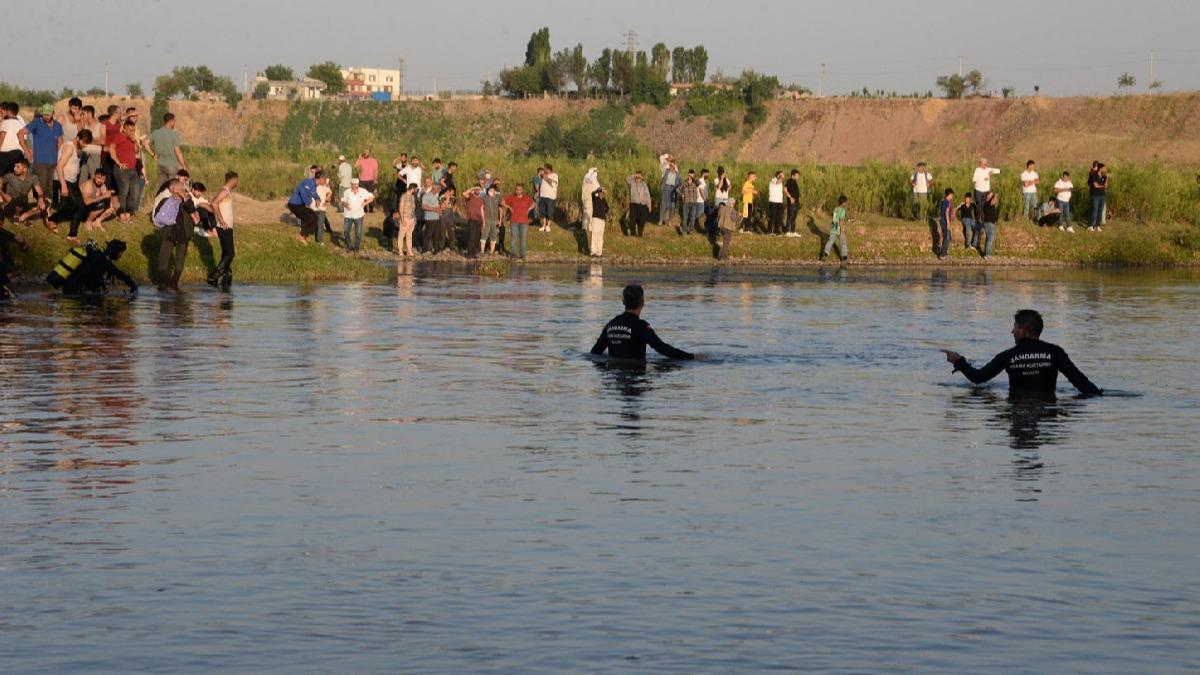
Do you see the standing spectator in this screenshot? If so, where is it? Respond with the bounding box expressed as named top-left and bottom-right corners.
top-left (936, 188), bottom-right (955, 260)
top-left (481, 182), bottom-right (503, 256)
top-left (1053, 171), bottom-right (1075, 232)
top-left (395, 182), bottom-right (419, 257)
top-left (419, 177), bottom-right (444, 253)
top-left (785, 169), bottom-right (801, 236)
top-left (405, 157), bottom-right (424, 194)
top-left (287, 170), bottom-right (324, 245)
top-left (78, 105), bottom-right (103, 183)
top-left (972, 157), bottom-right (1000, 207)
top-left (679, 170), bottom-right (702, 235)
top-left (1089, 163), bottom-right (1107, 232)
top-left (957, 192), bottom-right (980, 250)
top-left (59, 97), bottom-right (83, 144)
top-left (501, 184), bottom-right (535, 260)
top-left (626, 170), bottom-right (651, 237)
top-left (391, 152), bottom-right (409, 205)
top-left (715, 198), bottom-right (740, 260)
top-left (125, 108), bottom-right (152, 219)
top-left (99, 107), bottom-right (121, 186)
top-left (208, 171), bottom-right (238, 289)
top-left (354, 149), bottom-right (378, 213)
top-left (767, 171), bottom-right (786, 235)
top-left (25, 105), bottom-right (62, 210)
top-left (336, 155), bottom-right (352, 211)
top-left (0, 102), bottom-right (30, 177)
top-left (910, 162), bottom-right (933, 220)
top-left (442, 162), bottom-right (459, 195)
top-left (53, 130), bottom-right (89, 241)
top-left (588, 186), bottom-right (609, 258)
top-left (464, 185), bottom-right (485, 257)
top-left (713, 167), bottom-right (731, 206)
top-left (820, 195), bottom-right (850, 262)
top-left (537, 163), bottom-right (558, 232)
top-left (151, 178), bottom-right (197, 291)
top-left (581, 167), bottom-right (599, 224)
top-left (150, 113), bottom-right (185, 185)
top-left (979, 193), bottom-right (999, 258)
top-left (340, 178), bottom-right (374, 252)
top-left (658, 154), bottom-right (680, 227)
top-left (108, 120), bottom-right (141, 221)
top-left (430, 158), bottom-right (445, 187)
top-left (740, 172), bottom-right (758, 232)
top-left (1020, 160), bottom-right (1040, 221)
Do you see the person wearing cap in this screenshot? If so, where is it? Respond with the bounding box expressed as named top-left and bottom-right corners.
top-left (25, 104), bottom-right (63, 210)
top-left (340, 177), bottom-right (374, 252)
top-left (336, 154), bottom-right (352, 211)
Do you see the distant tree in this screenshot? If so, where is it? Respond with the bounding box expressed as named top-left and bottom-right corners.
top-left (264, 64), bottom-right (295, 81)
top-left (568, 44), bottom-right (587, 94)
top-left (671, 47), bottom-right (687, 83)
top-left (1117, 72), bottom-right (1136, 92)
top-left (737, 70), bottom-right (780, 127)
top-left (85, 86), bottom-right (107, 97)
top-left (688, 46), bottom-right (709, 84)
top-left (252, 81), bottom-right (270, 99)
top-left (306, 61), bottom-right (346, 94)
top-left (1001, 86), bottom-right (1015, 98)
top-left (154, 65), bottom-right (240, 107)
top-left (525, 27), bottom-right (552, 67)
top-left (499, 65), bottom-right (543, 98)
top-left (964, 69), bottom-right (984, 95)
top-left (936, 73), bottom-right (966, 99)
top-left (1149, 79), bottom-right (1163, 94)
top-left (548, 48), bottom-right (572, 93)
top-left (125, 82), bottom-right (144, 97)
top-left (632, 59), bottom-right (670, 107)
top-left (650, 43), bottom-right (671, 82)
top-left (589, 48), bottom-right (613, 95)
top-left (611, 50), bottom-right (634, 95)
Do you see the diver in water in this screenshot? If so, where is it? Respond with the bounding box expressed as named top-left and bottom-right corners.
top-left (46, 239), bottom-right (137, 296)
top-left (941, 309), bottom-right (1102, 395)
top-left (591, 284), bottom-right (696, 361)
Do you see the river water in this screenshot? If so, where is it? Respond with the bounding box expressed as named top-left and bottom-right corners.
top-left (1, 264), bottom-right (1197, 673)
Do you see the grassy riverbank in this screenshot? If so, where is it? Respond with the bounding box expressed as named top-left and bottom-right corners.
top-left (7, 206), bottom-right (1198, 289)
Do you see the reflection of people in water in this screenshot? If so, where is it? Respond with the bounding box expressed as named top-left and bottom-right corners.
top-left (591, 284), bottom-right (696, 361)
top-left (942, 309), bottom-right (1102, 396)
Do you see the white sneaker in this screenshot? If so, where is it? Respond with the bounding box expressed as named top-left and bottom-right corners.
top-left (1058, 225), bottom-right (1065, 231)
top-left (1097, 226), bottom-right (1103, 232)
top-left (1067, 226), bottom-right (1075, 233)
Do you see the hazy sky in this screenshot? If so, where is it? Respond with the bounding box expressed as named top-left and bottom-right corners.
top-left (5, 0), bottom-right (1199, 96)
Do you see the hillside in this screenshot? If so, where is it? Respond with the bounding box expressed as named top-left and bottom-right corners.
top-left (66, 93), bottom-right (1200, 167)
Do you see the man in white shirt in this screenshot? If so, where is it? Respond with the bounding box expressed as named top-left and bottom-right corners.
top-left (1020, 160), bottom-right (1040, 221)
top-left (972, 157), bottom-right (1000, 207)
top-left (537, 162), bottom-right (558, 232)
top-left (910, 162), bottom-right (934, 220)
top-left (1053, 171), bottom-right (1075, 232)
top-left (336, 154), bottom-right (352, 211)
top-left (340, 178), bottom-right (374, 252)
top-left (768, 171), bottom-right (786, 235)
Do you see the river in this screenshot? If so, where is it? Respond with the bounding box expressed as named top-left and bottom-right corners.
top-left (2, 264), bottom-right (1197, 673)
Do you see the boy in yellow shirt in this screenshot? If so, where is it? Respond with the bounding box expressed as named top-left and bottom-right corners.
top-left (740, 172), bottom-right (758, 232)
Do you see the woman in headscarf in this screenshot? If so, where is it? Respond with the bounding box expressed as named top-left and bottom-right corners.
top-left (581, 167), bottom-right (599, 232)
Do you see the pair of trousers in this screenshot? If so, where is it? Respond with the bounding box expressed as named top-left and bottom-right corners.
top-left (536, 197), bottom-right (555, 225)
top-left (288, 203), bottom-right (317, 237)
top-left (718, 229), bottom-right (733, 259)
top-left (510, 222), bottom-right (529, 258)
top-left (343, 216), bottom-right (363, 250)
top-left (786, 201), bottom-right (800, 231)
top-left (974, 190), bottom-right (989, 210)
top-left (629, 203), bottom-right (649, 236)
top-left (682, 202), bottom-right (704, 232)
top-left (114, 167), bottom-right (140, 214)
top-left (32, 163), bottom-right (57, 208)
top-left (911, 193), bottom-right (929, 220)
top-left (1022, 192), bottom-right (1038, 220)
top-left (768, 202), bottom-right (785, 233)
top-left (822, 229), bottom-right (847, 258)
top-left (396, 219), bottom-right (415, 254)
top-left (962, 217), bottom-right (977, 248)
top-left (157, 233), bottom-right (189, 286)
top-left (467, 219), bottom-right (483, 254)
top-left (589, 217), bottom-right (605, 256)
top-left (156, 164), bottom-right (177, 186)
top-left (1090, 195), bottom-right (1106, 228)
top-left (211, 227), bottom-right (234, 285)
top-left (979, 221), bottom-right (997, 257)
top-left (1057, 200), bottom-right (1072, 227)
top-left (936, 220), bottom-right (951, 257)
top-left (659, 189), bottom-right (675, 224)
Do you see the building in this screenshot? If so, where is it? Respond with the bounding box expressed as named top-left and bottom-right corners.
top-left (253, 76), bottom-right (327, 101)
top-left (341, 67), bottom-right (403, 101)
top-left (669, 82), bottom-right (735, 97)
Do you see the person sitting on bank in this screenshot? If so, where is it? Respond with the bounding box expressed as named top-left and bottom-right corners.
top-left (591, 284), bottom-right (696, 361)
top-left (46, 239), bottom-right (137, 295)
top-left (940, 309), bottom-right (1102, 396)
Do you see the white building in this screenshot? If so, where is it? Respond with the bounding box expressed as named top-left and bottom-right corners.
top-left (340, 67), bottom-right (403, 100)
top-left (253, 76), bottom-right (327, 101)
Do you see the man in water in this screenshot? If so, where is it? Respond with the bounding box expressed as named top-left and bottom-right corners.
top-left (591, 284), bottom-right (696, 361)
top-left (941, 309), bottom-right (1102, 396)
top-left (47, 239), bottom-right (137, 295)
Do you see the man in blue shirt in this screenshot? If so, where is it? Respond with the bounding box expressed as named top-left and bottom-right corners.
top-left (25, 105), bottom-right (63, 209)
top-left (936, 188), bottom-right (955, 260)
top-left (287, 170), bottom-right (327, 245)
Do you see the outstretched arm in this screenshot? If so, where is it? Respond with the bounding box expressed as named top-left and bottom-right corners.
top-left (590, 329), bottom-right (609, 356)
top-left (943, 350), bottom-right (1007, 384)
top-left (1054, 349), bottom-right (1103, 396)
top-left (644, 326), bottom-right (694, 360)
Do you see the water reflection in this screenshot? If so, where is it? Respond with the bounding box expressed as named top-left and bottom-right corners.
top-left (593, 359), bottom-right (683, 434)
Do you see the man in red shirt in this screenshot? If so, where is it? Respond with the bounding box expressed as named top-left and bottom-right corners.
top-left (108, 120), bottom-right (142, 221)
top-left (501, 184), bottom-right (535, 260)
top-left (100, 105), bottom-right (122, 189)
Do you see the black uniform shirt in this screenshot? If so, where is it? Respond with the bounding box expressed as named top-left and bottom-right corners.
top-left (954, 337), bottom-right (1102, 395)
top-left (591, 311), bottom-right (694, 361)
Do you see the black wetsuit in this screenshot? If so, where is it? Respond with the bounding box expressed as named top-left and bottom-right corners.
top-left (591, 311), bottom-right (694, 361)
top-left (60, 249), bottom-right (137, 295)
top-left (953, 337), bottom-right (1102, 395)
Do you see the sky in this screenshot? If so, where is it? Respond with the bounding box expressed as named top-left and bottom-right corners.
top-left (4, 0), bottom-right (1199, 97)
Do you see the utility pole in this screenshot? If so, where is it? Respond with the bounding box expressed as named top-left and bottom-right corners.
top-left (243, 65), bottom-right (248, 96)
top-left (104, 63), bottom-right (109, 96)
top-left (398, 57), bottom-right (405, 95)
top-left (624, 29), bottom-right (637, 55)
top-left (819, 63), bottom-right (825, 97)
top-left (958, 56), bottom-right (964, 78)
top-left (1148, 50), bottom-right (1156, 95)
top-left (433, 75), bottom-right (438, 97)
